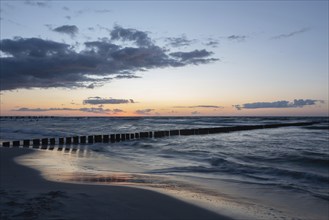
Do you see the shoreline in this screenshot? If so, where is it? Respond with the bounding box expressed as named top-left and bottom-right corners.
top-left (0, 148), bottom-right (233, 220)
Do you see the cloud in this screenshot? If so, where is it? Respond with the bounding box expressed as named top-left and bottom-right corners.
top-left (52, 25), bottom-right (79, 37)
top-left (24, 0), bottom-right (49, 7)
top-left (95, 9), bottom-right (111, 13)
top-left (110, 25), bottom-right (153, 47)
top-left (0, 26), bottom-right (218, 91)
top-left (234, 99), bottom-right (324, 110)
top-left (12, 107), bottom-right (124, 114)
top-left (191, 111), bottom-right (201, 115)
top-left (83, 97), bottom-right (135, 105)
top-left (135, 109), bottom-right (154, 115)
top-left (169, 49), bottom-right (218, 64)
top-left (205, 40), bottom-right (219, 48)
top-left (74, 9), bottom-right (111, 15)
top-left (271, 27), bottom-right (311, 40)
top-left (114, 74), bottom-right (141, 79)
top-left (62, 6), bottom-right (70, 11)
top-left (79, 107), bottom-right (114, 114)
top-left (173, 105), bottom-right (223, 109)
top-left (65, 16), bottom-right (71, 20)
top-left (166, 36), bottom-right (195, 47)
top-left (12, 107), bottom-right (75, 112)
top-left (227, 35), bottom-right (247, 41)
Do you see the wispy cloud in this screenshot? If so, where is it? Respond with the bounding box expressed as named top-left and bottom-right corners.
top-left (12, 107), bottom-right (124, 114)
top-left (0, 25), bottom-right (218, 91)
top-left (135, 109), bottom-right (154, 115)
top-left (24, 0), bottom-right (50, 8)
top-left (95, 9), bottom-right (111, 13)
top-left (191, 111), bottom-right (201, 115)
top-left (169, 50), bottom-right (218, 64)
top-left (79, 107), bottom-right (123, 114)
top-left (74, 8), bottom-right (111, 15)
top-left (110, 25), bottom-right (153, 47)
top-left (114, 74), bottom-right (141, 79)
top-left (233, 99), bottom-right (324, 110)
top-left (51, 25), bottom-right (79, 37)
top-left (83, 97), bottom-right (135, 105)
top-left (271, 27), bottom-right (311, 40)
top-left (173, 105), bottom-right (223, 109)
top-left (205, 39), bottom-right (219, 48)
top-left (166, 35), bottom-right (196, 47)
top-left (227, 35), bottom-right (247, 42)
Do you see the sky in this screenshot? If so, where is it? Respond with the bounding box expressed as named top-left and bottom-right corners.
top-left (0, 0), bottom-right (328, 116)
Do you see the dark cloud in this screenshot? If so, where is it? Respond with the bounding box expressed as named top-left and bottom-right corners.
top-left (83, 97), bottom-right (135, 105)
top-left (135, 109), bottom-right (154, 115)
top-left (12, 107), bottom-right (124, 114)
top-left (0, 26), bottom-right (218, 91)
top-left (24, 0), bottom-right (49, 7)
top-left (110, 25), bottom-right (153, 47)
top-left (271, 27), bottom-right (311, 40)
top-left (12, 107), bottom-right (75, 112)
top-left (79, 107), bottom-right (113, 114)
top-left (52, 25), bottom-right (79, 37)
top-left (166, 36), bottom-right (195, 47)
top-left (227, 35), bottom-right (247, 41)
top-left (234, 99), bottom-right (323, 110)
top-left (169, 49), bottom-right (218, 64)
top-left (173, 105), bottom-right (223, 109)
top-left (114, 74), bottom-right (141, 79)
top-left (205, 40), bottom-right (219, 48)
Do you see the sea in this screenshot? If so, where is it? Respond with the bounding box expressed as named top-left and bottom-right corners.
top-left (1, 116), bottom-right (328, 220)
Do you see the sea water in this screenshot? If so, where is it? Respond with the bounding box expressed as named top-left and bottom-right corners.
top-left (1, 117), bottom-right (328, 219)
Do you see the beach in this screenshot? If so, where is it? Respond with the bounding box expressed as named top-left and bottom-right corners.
top-left (1, 117), bottom-right (328, 220)
top-left (0, 147), bottom-right (232, 220)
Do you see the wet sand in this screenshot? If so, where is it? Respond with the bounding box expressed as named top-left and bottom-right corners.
top-left (0, 148), bottom-right (233, 220)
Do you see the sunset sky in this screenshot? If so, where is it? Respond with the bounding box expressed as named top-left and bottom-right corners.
top-left (0, 1), bottom-right (328, 116)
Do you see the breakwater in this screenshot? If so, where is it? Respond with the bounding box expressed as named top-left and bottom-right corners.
top-left (1, 122), bottom-right (316, 149)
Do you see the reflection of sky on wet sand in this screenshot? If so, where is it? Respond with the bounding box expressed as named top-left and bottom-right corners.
top-left (15, 148), bottom-right (299, 220)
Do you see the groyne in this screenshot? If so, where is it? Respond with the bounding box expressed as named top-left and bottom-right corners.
top-left (1, 122), bottom-right (316, 149)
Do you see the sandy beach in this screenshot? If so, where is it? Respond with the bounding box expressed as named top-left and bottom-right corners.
top-left (0, 148), bottom-right (233, 220)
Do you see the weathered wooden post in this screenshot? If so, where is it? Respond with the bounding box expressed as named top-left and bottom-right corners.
top-left (13, 141), bottom-right (20, 147)
top-left (23, 140), bottom-right (30, 148)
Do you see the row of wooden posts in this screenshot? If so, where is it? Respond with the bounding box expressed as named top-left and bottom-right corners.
top-left (1, 122), bottom-right (315, 148)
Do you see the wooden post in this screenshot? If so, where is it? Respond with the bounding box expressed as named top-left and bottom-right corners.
top-left (59, 138), bottom-right (64, 145)
top-left (73, 136), bottom-right (79, 144)
top-left (94, 135), bottom-right (102, 143)
top-left (3, 142), bottom-right (10, 147)
top-left (50, 138), bottom-right (55, 145)
top-left (110, 134), bottom-right (115, 143)
top-left (115, 134), bottom-right (121, 142)
top-left (13, 141), bottom-right (20, 147)
top-left (42, 138), bottom-right (48, 146)
top-left (88, 136), bottom-right (94, 143)
top-left (80, 136), bottom-right (86, 144)
top-left (33, 139), bottom-right (40, 148)
top-left (103, 135), bottom-right (109, 143)
top-left (169, 130), bottom-right (179, 136)
top-left (66, 137), bottom-right (72, 145)
top-left (23, 140), bottom-right (30, 147)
